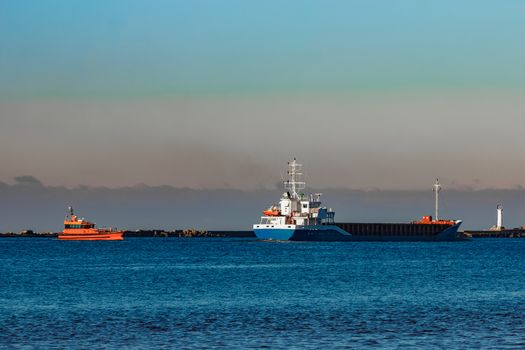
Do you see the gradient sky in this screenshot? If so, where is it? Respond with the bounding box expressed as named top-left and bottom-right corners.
top-left (1, 0), bottom-right (524, 190)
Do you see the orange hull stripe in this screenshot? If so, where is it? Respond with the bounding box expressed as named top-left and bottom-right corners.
top-left (58, 236), bottom-right (123, 241)
top-left (58, 232), bottom-right (124, 241)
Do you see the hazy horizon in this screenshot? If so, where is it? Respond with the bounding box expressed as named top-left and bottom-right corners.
top-left (1, 174), bottom-right (524, 232)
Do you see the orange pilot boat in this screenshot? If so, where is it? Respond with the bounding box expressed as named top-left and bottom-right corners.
top-left (58, 207), bottom-right (124, 241)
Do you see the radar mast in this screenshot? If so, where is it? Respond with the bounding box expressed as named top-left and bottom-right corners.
top-left (284, 158), bottom-right (306, 199)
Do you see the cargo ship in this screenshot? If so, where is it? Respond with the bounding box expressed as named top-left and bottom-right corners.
top-left (58, 207), bottom-right (124, 241)
top-left (253, 159), bottom-right (464, 241)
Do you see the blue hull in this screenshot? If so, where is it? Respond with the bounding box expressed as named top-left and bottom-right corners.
top-left (253, 228), bottom-right (295, 240)
top-left (254, 223), bottom-right (465, 242)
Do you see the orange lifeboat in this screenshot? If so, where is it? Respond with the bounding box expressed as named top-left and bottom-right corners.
top-left (58, 207), bottom-right (124, 241)
top-left (263, 206), bottom-right (281, 216)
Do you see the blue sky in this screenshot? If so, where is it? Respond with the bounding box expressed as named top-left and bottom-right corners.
top-left (1, 0), bottom-right (523, 99)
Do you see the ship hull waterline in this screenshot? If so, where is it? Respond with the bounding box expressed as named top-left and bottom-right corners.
top-left (58, 232), bottom-right (124, 241)
top-left (253, 222), bottom-right (465, 242)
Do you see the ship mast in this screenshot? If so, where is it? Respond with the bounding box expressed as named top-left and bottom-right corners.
top-left (433, 179), bottom-right (441, 221)
top-left (67, 206), bottom-right (74, 220)
top-left (284, 158), bottom-right (306, 199)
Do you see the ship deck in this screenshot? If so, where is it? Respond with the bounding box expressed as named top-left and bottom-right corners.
top-left (331, 222), bottom-right (455, 237)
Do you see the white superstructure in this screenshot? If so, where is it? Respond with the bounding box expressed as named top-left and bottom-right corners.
top-left (255, 158), bottom-right (335, 229)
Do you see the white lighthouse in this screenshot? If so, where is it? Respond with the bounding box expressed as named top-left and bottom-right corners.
top-left (496, 204), bottom-right (504, 231)
top-left (490, 204), bottom-right (504, 231)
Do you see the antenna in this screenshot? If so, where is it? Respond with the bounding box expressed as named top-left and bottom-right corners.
top-left (433, 179), bottom-right (442, 221)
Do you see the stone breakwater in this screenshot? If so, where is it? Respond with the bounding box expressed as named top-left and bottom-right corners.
top-left (464, 229), bottom-right (525, 238)
top-left (0, 230), bottom-right (256, 238)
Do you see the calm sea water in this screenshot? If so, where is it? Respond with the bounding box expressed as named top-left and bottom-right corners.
top-left (1, 238), bottom-right (524, 349)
